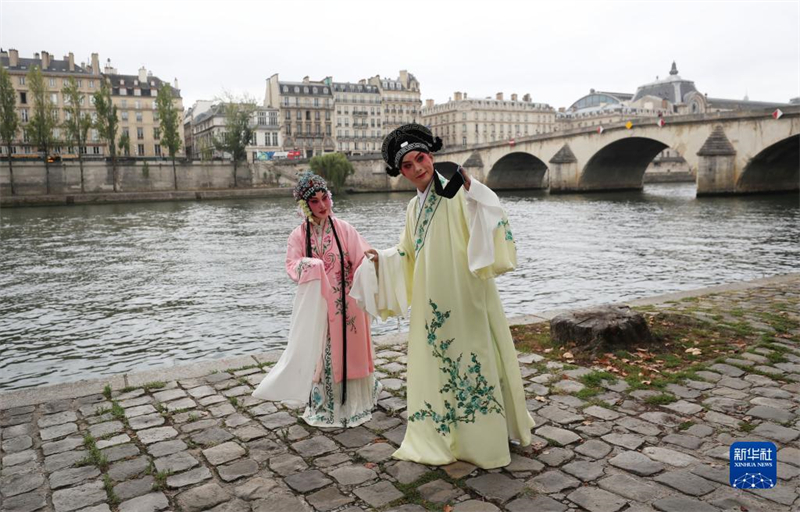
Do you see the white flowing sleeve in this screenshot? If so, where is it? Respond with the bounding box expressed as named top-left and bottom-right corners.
top-left (252, 279), bottom-right (328, 402)
top-left (465, 178), bottom-right (517, 278)
top-left (349, 247), bottom-right (408, 321)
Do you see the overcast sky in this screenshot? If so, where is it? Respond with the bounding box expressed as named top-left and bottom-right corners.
top-left (2, 0), bottom-right (798, 110)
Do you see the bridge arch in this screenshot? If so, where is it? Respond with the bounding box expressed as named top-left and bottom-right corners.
top-left (581, 137), bottom-right (671, 190)
top-left (486, 152), bottom-right (548, 190)
top-left (738, 135), bottom-right (800, 193)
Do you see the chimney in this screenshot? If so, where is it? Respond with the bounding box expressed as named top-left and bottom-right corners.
top-left (302, 76), bottom-right (310, 83)
top-left (91, 53), bottom-right (100, 75)
top-left (425, 99), bottom-right (434, 109)
top-left (399, 70), bottom-right (409, 87)
top-left (34, 52), bottom-right (40, 60)
top-left (523, 93), bottom-right (531, 102)
top-left (511, 93), bottom-right (518, 101)
top-left (68, 52), bottom-right (75, 71)
top-left (454, 92), bottom-right (462, 101)
top-left (496, 92), bottom-right (503, 101)
top-left (138, 66), bottom-right (147, 83)
top-left (173, 78), bottom-right (179, 90)
top-left (9, 48), bottom-right (18, 67)
top-left (41, 51), bottom-right (50, 69)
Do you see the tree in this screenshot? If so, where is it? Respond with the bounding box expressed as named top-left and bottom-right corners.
top-left (0, 66), bottom-right (19, 195)
top-left (25, 65), bottom-right (60, 194)
top-left (62, 77), bottom-right (92, 193)
top-left (93, 79), bottom-right (119, 191)
top-left (118, 131), bottom-right (131, 157)
top-left (309, 152), bottom-right (355, 195)
top-left (156, 84), bottom-right (182, 190)
top-left (213, 94), bottom-right (257, 187)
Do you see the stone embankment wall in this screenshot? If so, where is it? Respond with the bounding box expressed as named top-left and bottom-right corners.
top-left (0, 158), bottom-right (416, 206)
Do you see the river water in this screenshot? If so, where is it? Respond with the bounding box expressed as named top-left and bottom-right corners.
top-left (1, 183), bottom-right (798, 390)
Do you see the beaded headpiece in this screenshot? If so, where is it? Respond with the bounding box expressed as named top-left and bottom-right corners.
top-left (293, 171), bottom-right (329, 202)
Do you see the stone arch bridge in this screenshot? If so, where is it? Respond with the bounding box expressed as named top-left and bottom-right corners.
top-left (433, 107), bottom-right (800, 195)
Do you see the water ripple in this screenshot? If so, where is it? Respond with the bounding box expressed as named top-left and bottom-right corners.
top-left (1, 184), bottom-right (798, 390)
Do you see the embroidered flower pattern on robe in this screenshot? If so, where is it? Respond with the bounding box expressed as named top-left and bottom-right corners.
top-left (408, 300), bottom-right (505, 435)
top-left (497, 218), bottom-right (514, 242)
top-left (414, 190), bottom-right (440, 256)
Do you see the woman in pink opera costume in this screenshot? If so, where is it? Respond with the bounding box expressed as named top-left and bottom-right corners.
top-left (253, 171), bottom-right (382, 428)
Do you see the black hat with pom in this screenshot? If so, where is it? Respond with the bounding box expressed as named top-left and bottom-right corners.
top-left (381, 123), bottom-right (443, 177)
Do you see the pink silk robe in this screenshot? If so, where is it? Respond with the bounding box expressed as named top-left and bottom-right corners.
top-left (285, 216), bottom-right (374, 383)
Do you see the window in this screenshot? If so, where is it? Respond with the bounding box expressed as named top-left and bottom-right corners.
top-left (135, 100), bottom-right (141, 109)
top-left (285, 111), bottom-right (291, 120)
top-left (50, 93), bottom-right (58, 104)
top-left (122, 128), bottom-right (130, 138)
top-left (315, 111), bottom-right (320, 120)
top-left (154, 128), bottom-right (160, 139)
top-left (305, 111), bottom-right (311, 120)
top-left (77, 80), bottom-right (82, 88)
top-left (19, 76), bottom-right (25, 86)
top-left (272, 133), bottom-right (278, 146)
top-left (134, 89), bottom-right (141, 96)
top-left (137, 128), bottom-right (144, 140)
top-left (91, 129), bottom-right (99, 142)
top-left (19, 92), bottom-right (26, 104)
top-left (93, 146), bottom-right (100, 155)
top-left (296, 111), bottom-right (302, 120)
top-left (154, 144), bottom-right (162, 157)
top-left (89, 80), bottom-right (94, 89)
top-left (153, 111), bottom-right (159, 121)
top-left (121, 100), bottom-right (127, 108)
top-left (49, 78), bottom-right (56, 87)
top-left (283, 97), bottom-right (289, 107)
top-left (136, 112), bottom-right (142, 122)
top-left (137, 144), bottom-right (144, 155)
top-left (122, 111), bottom-right (129, 121)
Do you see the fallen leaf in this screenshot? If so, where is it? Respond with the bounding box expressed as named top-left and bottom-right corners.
top-left (535, 396), bottom-right (546, 402)
top-left (544, 348), bottom-right (553, 354)
top-left (365, 462), bottom-right (377, 469)
top-left (563, 352), bottom-right (574, 359)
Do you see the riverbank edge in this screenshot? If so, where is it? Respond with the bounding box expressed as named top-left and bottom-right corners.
top-left (2, 272), bottom-right (798, 410)
top-left (0, 175), bottom-right (696, 207)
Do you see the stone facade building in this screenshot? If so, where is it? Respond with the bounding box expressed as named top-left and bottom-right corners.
top-left (0, 49), bottom-right (105, 157)
top-left (264, 74), bottom-right (335, 158)
top-left (0, 49), bottom-right (184, 160)
top-left (102, 61), bottom-right (185, 159)
top-left (369, 71), bottom-right (422, 134)
top-left (332, 81), bottom-right (382, 155)
top-left (422, 92), bottom-right (555, 148)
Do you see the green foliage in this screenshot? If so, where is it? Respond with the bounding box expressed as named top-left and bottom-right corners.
top-left (309, 152), bottom-right (354, 194)
top-left (92, 79), bottom-right (118, 162)
top-left (103, 474), bottom-right (120, 506)
top-left (78, 433), bottom-right (109, 471)
top-left (24, 66), bottom-right (60, 163)
top-left (61, 77), bottom-right (91, 158)
top-left (102, 384), bottom-right (112, 400)
top-left (142, 161), bottom-right (150, 178)
top-left (155, 84), bottom-right (182, 177)
top-left (142, 381), bottom-right (166, 390)
top-left (644, 393), bottom-right (677, 406)
top-left (118, 131), bottom-right (131, 156)
top-left (0, 66), bottom-right (19, 192)
top-left (213, 95), bottom-right (257, 171)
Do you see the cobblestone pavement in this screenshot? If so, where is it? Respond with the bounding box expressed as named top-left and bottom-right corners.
top-left (2, 277), bottom-right (799, 512)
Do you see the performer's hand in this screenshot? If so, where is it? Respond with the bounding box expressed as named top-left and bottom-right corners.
top-left (459, 167), bottom-right (472, 191)
top-left (364, 249), bottom-right (379, 273)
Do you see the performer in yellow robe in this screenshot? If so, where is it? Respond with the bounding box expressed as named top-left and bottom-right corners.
top-left (360, 124), bottom-right (535, 469)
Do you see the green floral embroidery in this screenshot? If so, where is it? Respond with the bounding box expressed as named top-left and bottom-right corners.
top-left (306, 335), bottom-right (335, 425)
top-left (414, 188), bottom-right (441, 256)
top-left (296, 258), bottom-right (313, 279)
top-left (408, 300), bottom-right (504, 435)
top-left (304, 337), bottom-right (381, 428)
top-left (497, 219), bottom-right (514, 241)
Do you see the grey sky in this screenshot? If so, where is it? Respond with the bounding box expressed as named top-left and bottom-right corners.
top-left (2, 0), bottom-right (798, 110)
